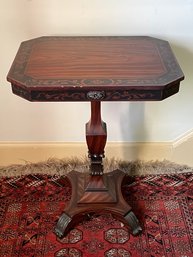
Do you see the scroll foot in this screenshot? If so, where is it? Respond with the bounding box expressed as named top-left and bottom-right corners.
top-left (124, 211), bottom-right (142, 236)
top-left (54, 213), bottom-right (72, 238)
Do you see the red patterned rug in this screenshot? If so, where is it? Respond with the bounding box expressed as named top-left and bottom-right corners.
top-left (0, 172), bottom-right (193, 257)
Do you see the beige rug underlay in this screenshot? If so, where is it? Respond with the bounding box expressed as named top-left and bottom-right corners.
top-left (0, 157), bottom-right (193, 177)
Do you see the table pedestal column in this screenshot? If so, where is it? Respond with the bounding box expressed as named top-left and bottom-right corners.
top-left (54, 102), bottom-right (142, 238)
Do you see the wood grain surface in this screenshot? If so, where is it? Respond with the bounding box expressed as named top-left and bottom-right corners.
top-left (7, 36), bottom-right (184, 101)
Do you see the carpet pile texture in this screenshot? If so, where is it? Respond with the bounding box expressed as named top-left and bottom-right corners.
top-left (0, 159), bottom-right (193, 257)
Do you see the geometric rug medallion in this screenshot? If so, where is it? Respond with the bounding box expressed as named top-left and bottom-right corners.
top-left (0, 171), bottom-right (193, 256)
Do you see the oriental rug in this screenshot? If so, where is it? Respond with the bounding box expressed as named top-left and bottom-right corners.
top-left (0, 160), bottom-right (193, 257)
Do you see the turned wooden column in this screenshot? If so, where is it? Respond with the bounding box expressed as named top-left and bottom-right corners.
top-left (86, 101), bottom-right (107, 175)
top-left (85, 101), bottom-right (108, 192)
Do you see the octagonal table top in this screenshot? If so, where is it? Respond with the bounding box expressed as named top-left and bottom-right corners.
top-left (7, 36), bottom-right (184, 101)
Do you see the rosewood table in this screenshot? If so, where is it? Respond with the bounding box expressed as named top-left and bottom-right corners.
top-left (7, 36), bottom-right (184, 238)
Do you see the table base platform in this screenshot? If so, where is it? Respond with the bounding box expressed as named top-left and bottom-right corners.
top-left (54, 169), bottom-right (142, 238)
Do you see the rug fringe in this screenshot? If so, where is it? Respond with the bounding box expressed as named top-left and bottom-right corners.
top-left (0, 158), bottom-right (192, 178)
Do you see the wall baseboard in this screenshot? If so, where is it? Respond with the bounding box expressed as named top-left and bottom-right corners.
top-left (1, 133), bottom-right (193, 167)
top-left (0, 142), bottom-right (88, 166)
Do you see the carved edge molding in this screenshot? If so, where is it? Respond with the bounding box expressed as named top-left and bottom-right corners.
top-left (12, 83), bottom-right (180, 101)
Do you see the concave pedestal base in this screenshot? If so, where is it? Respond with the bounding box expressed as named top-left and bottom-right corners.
top-left (54, 169), bottom-right (142, 238)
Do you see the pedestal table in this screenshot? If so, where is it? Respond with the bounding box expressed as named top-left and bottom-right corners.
top-left (7, 36), bottom-right (184, 238)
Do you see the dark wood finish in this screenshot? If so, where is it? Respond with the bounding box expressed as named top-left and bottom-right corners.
top-left (86, 101), bottom-right (107, 175)
top-left (54, 101), bottom-right (142, 237)
top-left (54, 170), bottom-right (142, 238)
top-left (7, 36), bottom-right (184, 238)
top-left (7, 36), bottom-right (184, 102)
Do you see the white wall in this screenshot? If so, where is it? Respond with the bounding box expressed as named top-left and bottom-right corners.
top-left (0, 0), bottom-right (193, 143)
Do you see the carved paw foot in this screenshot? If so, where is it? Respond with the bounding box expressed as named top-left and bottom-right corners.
top-left (124, 211), bottom-right (142, 236)
top-left (54, 213), bottom-right (72, 238)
